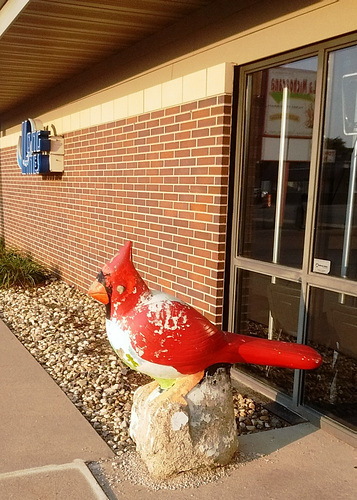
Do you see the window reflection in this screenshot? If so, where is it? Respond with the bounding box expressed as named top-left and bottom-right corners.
top-left (235, 270), bottom-right (302, 396)
top-left (314, 45), bottom-right (357, 280)
top-left (304, 288), bottom-right (357, 431)
top-left (240, 57), bottom-right (318, 268)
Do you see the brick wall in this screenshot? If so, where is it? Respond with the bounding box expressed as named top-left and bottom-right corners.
top-left (0, 94), bottom-right (232, 326)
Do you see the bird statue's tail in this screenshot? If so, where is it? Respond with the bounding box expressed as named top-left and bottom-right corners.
top-left (224, 333), bottom-right (322, 370)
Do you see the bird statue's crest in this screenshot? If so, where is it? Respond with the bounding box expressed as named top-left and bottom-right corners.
top-left (90, 241), bottom-right (150, 316)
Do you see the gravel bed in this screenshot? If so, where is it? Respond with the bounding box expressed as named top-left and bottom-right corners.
top-left (0, 280), bottom-right (288, 487)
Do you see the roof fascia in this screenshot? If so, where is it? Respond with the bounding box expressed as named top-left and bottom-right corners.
top-left (0, 0), bottom-right (31, 37)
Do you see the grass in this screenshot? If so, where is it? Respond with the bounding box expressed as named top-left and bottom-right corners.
top-left (0, 241), bottom-right (51, 288)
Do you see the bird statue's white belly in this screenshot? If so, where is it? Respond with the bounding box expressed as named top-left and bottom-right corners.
top-left (106, 318), bottom-right (182, 380)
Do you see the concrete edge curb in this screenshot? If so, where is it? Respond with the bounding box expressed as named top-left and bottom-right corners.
top-left (0, 459), bottom-right (109, 500)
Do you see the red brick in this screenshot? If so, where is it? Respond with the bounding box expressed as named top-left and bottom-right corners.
top-left (0, 91), bottom-right (232, 325)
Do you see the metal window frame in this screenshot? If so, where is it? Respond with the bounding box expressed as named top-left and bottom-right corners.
top-left (226, 32), bottom-right (357, 439)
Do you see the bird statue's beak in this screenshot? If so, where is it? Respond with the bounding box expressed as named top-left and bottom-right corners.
top-left (88, 280), bottom-right (109, 304)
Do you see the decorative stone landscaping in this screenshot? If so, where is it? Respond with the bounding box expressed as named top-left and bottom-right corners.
top-left (0, 280), bottom-right (288, 456)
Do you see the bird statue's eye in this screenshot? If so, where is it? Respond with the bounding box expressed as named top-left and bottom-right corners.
top-left (117, 285), bottom-right (125, 294)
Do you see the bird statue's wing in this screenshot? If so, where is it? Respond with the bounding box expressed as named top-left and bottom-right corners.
top-left (129, 298), bottom-right (229, 374)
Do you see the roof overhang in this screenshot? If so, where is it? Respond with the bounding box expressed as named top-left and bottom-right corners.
top-left (0, 0), bottom-right (213, 122)
top-left (1, 0), bottom-right (323, 129)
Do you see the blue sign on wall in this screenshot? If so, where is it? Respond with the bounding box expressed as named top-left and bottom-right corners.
top-left (17, 119), bottom-right (51, 174)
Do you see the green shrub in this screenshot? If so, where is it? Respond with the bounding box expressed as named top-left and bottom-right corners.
top-left (0, 244), bottom-right (50, 288)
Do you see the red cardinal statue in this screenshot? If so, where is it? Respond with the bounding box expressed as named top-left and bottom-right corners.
top-left (88, 242), bottom-right (322, 403)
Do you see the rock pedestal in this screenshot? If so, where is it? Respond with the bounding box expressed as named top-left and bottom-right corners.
top-left (129, 367), bottom-right (238, 479)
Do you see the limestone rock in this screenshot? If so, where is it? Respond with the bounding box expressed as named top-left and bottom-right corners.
top-left (130, 367), bottom-right (238, 479)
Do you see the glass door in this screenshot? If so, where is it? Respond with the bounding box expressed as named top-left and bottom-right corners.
top-left (229, 40), bottom-right (357, 434)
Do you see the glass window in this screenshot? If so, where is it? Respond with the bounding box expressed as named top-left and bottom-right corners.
top-left (304, 287), bottom-right (357, 431)
top-left (314, 45), bottom-right (357, 279)
top-left (232, 39), bottom-right (357, 433)
top-left (239, 57), bottom-right (318, 268)
top-left (235, 269), bottom-right (302, 396)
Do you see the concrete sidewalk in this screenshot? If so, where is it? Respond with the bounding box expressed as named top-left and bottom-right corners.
top-left (0, 318), bottom-right (114, 499)
top-left (97, 422), bottom-right (357, 500)
top-left (0, 318), bottom-right (356, 499)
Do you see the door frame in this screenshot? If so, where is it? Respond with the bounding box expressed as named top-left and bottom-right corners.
top-left (225, 32), bottom-right (357, 445)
